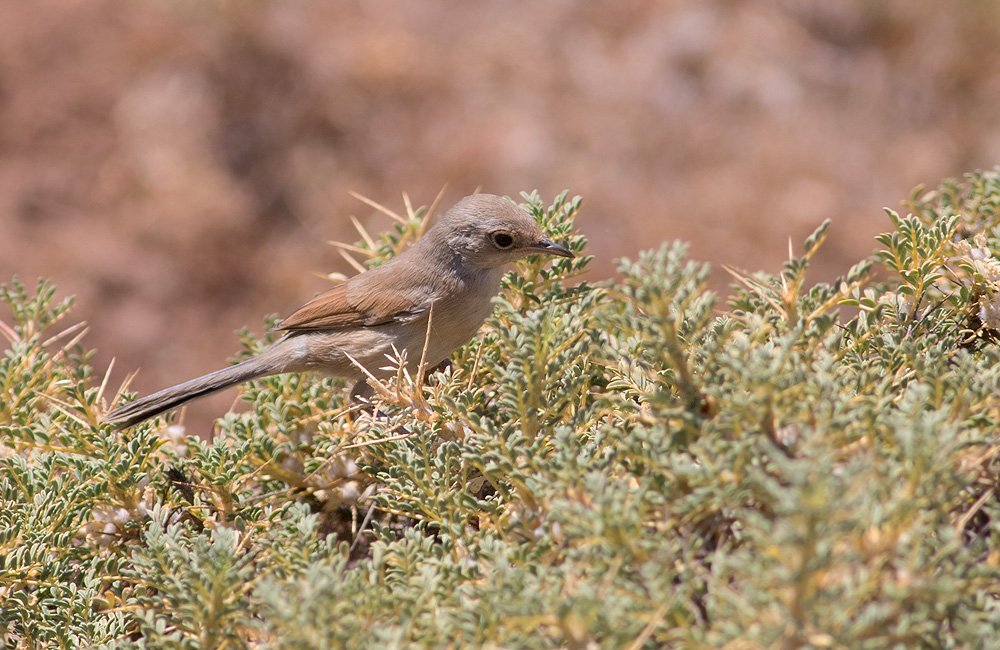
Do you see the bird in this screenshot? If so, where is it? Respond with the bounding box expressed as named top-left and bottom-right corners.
top-left (103, 194), bottom-right (574, 429)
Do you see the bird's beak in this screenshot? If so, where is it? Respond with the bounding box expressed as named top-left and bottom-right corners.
top-left (525, 238), bottom-right (575, 258)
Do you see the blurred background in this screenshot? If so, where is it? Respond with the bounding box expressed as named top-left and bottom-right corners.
top-left (3, 0), bottom-right (1000, 432)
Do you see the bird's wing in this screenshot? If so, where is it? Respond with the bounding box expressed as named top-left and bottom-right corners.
top-left (276, 279), bottom-right (432, 333)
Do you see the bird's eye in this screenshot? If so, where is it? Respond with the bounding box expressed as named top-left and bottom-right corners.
top-left (491, 231), bottom-right (515, 249)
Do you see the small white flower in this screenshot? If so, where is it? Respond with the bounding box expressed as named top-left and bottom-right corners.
top-left (980, 297), bottom-right (1000, 330)
top-left (339, 481), bottom-right (361, 503)
top-left (161, 424), bottom-right (187, 458)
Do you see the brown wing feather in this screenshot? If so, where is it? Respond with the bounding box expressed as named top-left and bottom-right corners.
top-left (277, 278), bottom-right (431, 333)
top-left (277, 284), bottom-right (361, 332)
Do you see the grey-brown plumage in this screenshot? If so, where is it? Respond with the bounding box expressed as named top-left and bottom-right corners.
top-left (103, 194), bottom-right (573, 430)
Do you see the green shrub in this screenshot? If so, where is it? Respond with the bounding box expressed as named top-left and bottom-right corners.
top-left (3, 179), bottom-right (1000, 649)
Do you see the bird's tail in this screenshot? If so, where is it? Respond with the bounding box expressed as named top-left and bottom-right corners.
top-left (103, 357), bottom-right (275, 430)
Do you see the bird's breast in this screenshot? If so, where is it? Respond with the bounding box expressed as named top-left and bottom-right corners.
top-left (420, 268), bottom-right (503, 364)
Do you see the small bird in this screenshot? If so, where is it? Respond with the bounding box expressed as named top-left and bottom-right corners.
top-left (104, 194), bottom-right (574, 429)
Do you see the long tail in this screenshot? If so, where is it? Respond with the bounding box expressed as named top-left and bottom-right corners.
top-left (103, 356), bottom-right (276, 430)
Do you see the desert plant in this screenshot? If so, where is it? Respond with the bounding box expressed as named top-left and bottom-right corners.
top-left (3, 178), bottom-right (1000, 649)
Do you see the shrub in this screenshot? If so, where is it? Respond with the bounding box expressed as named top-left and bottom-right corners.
top-left (3, 179), bottom-right (1000, 648)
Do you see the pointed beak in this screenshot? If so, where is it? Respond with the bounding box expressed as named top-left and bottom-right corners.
top-left (526, 238), bottom-right (575, 259)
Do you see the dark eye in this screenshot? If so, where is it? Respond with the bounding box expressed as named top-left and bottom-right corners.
top-left (491, 231), bottom-right (515, 249)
